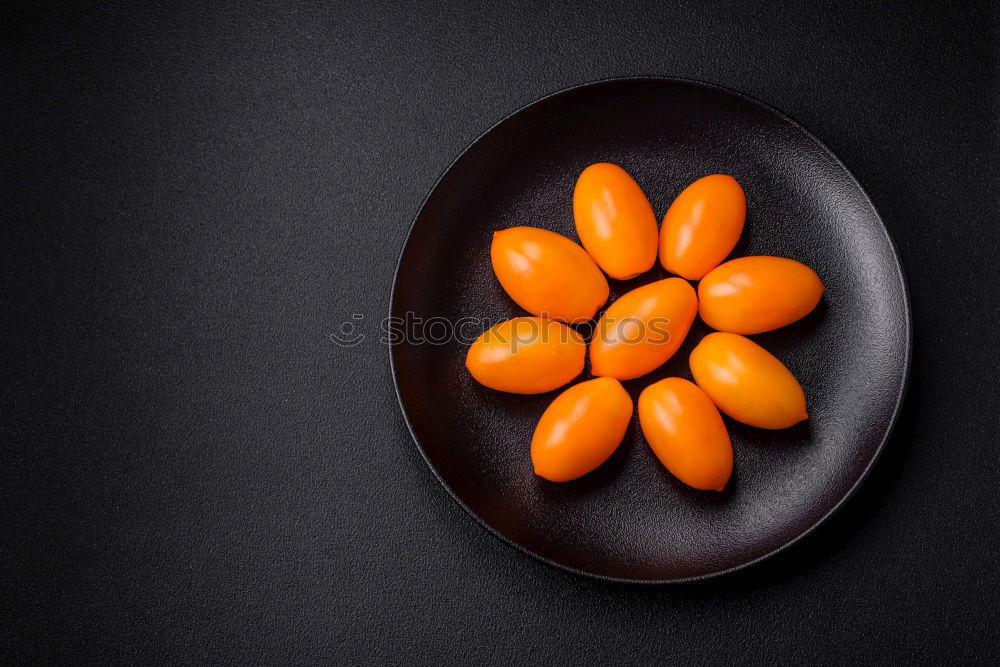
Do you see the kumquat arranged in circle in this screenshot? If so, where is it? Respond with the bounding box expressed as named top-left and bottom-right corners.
top-left (465, 163), bottom-right (824, 493)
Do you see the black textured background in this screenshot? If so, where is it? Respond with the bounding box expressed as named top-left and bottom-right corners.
top-left (2, 1), bottom-right (998, 663)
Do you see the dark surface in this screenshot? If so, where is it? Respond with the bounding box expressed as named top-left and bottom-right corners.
top-left (2, 1), bottom-right (997, 663)
top-left (392, 78), bottom-right (910, 582)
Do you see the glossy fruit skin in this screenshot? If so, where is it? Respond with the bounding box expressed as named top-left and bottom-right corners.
top-left (573, 163), bottom-right (659, 280)
top-left (689, 332), bottom-right (807, 429)
top-left (590, 278), bottom-right (698, 380)
top-left (531, 377), bottom-right (633, 482)
top-left (638, 378), bottom-right (733, 491)
top-left (491, 227), bottom-right (609, 323)
top-left (699, 256), bottom-right (825, 334)
top-left (659, 174), bottom-right (746, 280)
top-left (466, 317), bottom-right (585, 394)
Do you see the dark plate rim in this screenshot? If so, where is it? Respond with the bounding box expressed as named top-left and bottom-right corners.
top-left (388, 76), bottom-right (913, 585)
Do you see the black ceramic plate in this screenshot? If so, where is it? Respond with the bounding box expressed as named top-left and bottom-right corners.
top-left (390, 78), bottom-right (910, 583)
